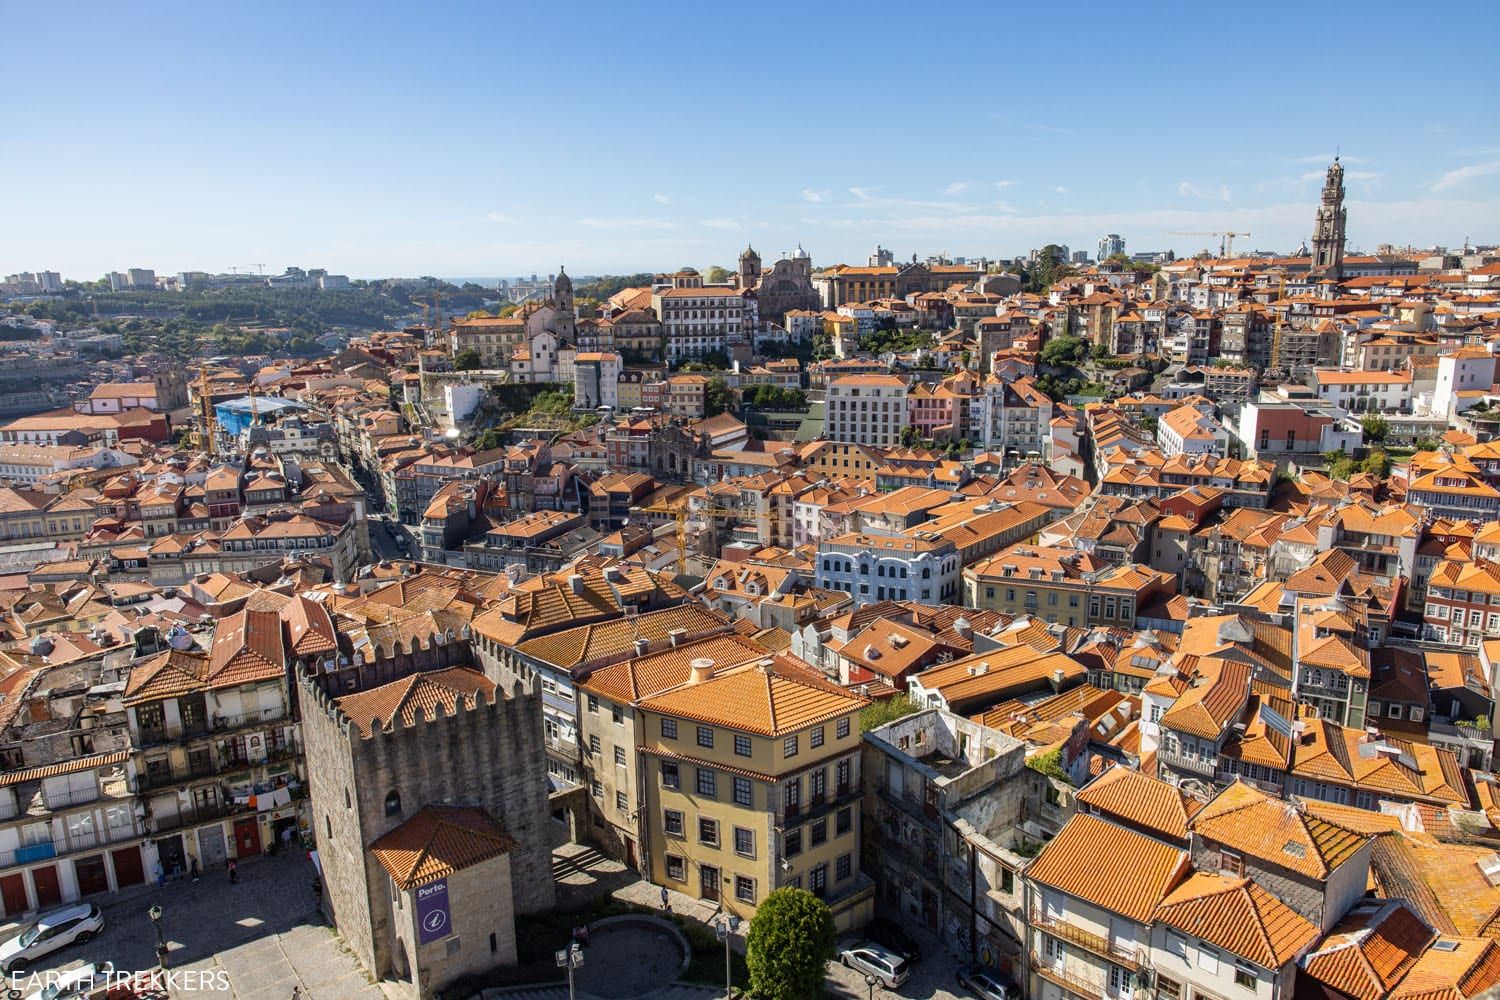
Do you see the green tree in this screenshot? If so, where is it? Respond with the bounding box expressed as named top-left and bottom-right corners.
top-left (704, 377), bottom-right (734, 417)
top-left (705, 266), bottom-right (733, 284)
top-left (1324, 449), bottom-right (1358, 480)
top-left (1040, 335), bottom-right (1086, 369)
top-left (1361, 414), bottom-right (1390, 444)
top-left (746, 888), bottom-right (837, 1000)
top-left (860, 694), bottom-right (920, 732)
top-left (1091, 342), bottom-right (1111, 361)
top-left (1360, 449), bottom-right (1392, 478)
top-left (1024, 244), bottom-right (1074, 293)
top-left (454, 349), bottom-right (482, 371)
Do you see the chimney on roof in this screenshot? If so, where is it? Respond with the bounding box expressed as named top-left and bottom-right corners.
top-left (633, 638), bottom-right (649, 656)
top-left (668, 628), bottom-right (687, 648)
top-left (1051, 668), bottom-right (1066, 692)
top-left (689, 658), bottom-right (716, 684)
top-left (568, 574), bottom-right (584, 595)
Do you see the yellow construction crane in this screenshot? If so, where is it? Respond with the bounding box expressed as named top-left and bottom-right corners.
top-left (1167, 230), bottom-right (1252, 258)
top-left (191, 365), bottom-right (218, 452)
top-left (633, 501), bottom-right (780, 577)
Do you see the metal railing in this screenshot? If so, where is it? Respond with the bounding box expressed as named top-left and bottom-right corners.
top-left (1032, 911), bottom-right (1144, 970)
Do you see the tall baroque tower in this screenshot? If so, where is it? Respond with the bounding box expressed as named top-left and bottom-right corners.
top-left (1311, 157), bottom-right (1347, 278)
top-left (552, 266), bottom-right (576, 343)
top-left (738, 244), bottom-right (762, 289)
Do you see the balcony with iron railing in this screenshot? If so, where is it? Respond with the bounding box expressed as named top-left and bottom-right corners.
top-left (1155, 746), bottom-right (1217, 778)
top-left (0, 819), bottom-right (144, 868)
top-left (147, 800), bottom-right (233, 835)
top-left (135, 759), bottom-right (219, 793)
top-left (1032, 910), bottom-right (1144, 971)
top-left (1031, 953), bottom-right (1107, 1000)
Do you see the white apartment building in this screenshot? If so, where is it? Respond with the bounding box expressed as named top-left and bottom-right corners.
top-left (814, 531), bottom-right (958, 606)
top-left (574, 352), bottom-right (621, 410)
top-left (1311, 369), bottom-right (1412, 414)
top-left (1433, 349), bottom-right (1497, 417)
top-left (825, 374), bottom-right (908, 447)
top-left (652, 287), bottom-right (746, 361)
top-left (1157, 404), bottom-right (1229, 458)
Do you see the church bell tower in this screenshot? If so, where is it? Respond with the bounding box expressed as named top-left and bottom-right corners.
top-left (1311, 157), bottom-right (1347, 278)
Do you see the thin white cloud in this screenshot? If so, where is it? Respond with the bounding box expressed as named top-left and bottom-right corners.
top-left (1178, 181), bottom-right (1231, 202)
top-left (653, 193), bottom-right (671, 205)
top-left (848, 186), bottom-right (879, 201)
top-left (577, 217), bottom-right (676, 231)
top-left (802, 188), bottom-right (827, 203)
top-left (1054, 186), bottom-right (1069, 196)
top-left (995, 201), bottom-right (1019, 214)
top-left (945, 181), bottom-right (971, 195)
top-left (485, 212), bottom-right (515, 224)
top-left (702, 218), bottom-right (742, 231)
top-left (1026, 123), bottom-right (1076, 136)
top-left (995, 180), bottom-right (1017, 190)
top-left (1432, 161), bottom-right (1500, 192)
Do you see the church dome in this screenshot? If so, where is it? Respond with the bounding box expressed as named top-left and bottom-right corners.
top-left (554, 267), bottom-right (572, 293)
top-left (793, 243), bottom-right (809, 259)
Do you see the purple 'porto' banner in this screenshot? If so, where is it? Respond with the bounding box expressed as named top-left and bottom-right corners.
top-left (416, 878), bottom-right (451, 944)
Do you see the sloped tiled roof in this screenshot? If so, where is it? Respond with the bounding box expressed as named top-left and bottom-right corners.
top-left (1190, 779), bottom-right (1370, 880)
top-left (1155, 872), bottom-right (1319, 969)
top-left (636, 656), bottom-right (865, 737)
top-left (1075, 765), bottom-right (1201, 842)
top-left (1301, 901), bottom-right (1435, 1000)
top-left (335, 667), bottom-right (498, 737)
top-left (369, 804), bottom-right (518, 889)
top-left (1025, 813), bottom-right (1189, 923)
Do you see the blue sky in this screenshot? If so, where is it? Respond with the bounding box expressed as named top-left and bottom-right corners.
top-left (4, 1), bottom-right (1499, 279)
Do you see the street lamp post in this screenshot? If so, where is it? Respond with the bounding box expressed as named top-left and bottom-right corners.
top-left (556, 941), bottom-right (584, 1000)
top-left (865, 972), bottom-right (878, 1000)
top-left (715, 913), bottom-right (741, 999)
top-left (148, 904), bottom-right (167, 968)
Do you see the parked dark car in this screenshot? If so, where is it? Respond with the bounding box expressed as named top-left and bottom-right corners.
top-left (957, 964), bottom-right (1018, 1000)
top-left (864, 918), bottom-right (921, 963)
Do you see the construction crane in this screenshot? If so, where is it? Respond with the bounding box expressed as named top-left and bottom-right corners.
top-left (191, 365), bottom-right (219, 453)
top-left (633, 501), bottom-right (780, 577)
top-left (1167, 231), bottom-right (1252, 258)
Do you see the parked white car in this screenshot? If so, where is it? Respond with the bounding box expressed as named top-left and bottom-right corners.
top-left (0, 902), bottom-right (106, 973)
top-left (838, 943), bottom-right (910, 989)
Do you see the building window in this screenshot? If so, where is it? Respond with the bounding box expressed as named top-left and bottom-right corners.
top-left (664, 809), bottom-right (684, 836)
top-left (733, 776), bottom-right (753, 807)
top-left (697, 768), bottom-right (717, 798)
top-left (784, 779), bottom-right (801, 815)
top-left (662, 718), bottom-right (678, 739)
top-left (785, 829), bottom-right (802, 857)
top-left (836, 807), bottom-right (852, 835)
top-left (699, 817), bottom-right (719, 847)
top-left (836, 853), bottom-right (852, 881)
top-left (1167, 931), bottom-right (1188, 959)
top-left (1220, 850), bottom-right (1243, 875)
top-left (734, 827), bottom-right (754, 857)
top-left (384, 790), bottom-right (402, 816)
top-left (1234, 961), bottom-right (1257, 990)
top-left (589, 735), bottom-right (601, 756)
top-left (836, 718), bottom-right (850, 739)
top-left (735, 876), bottom-right (756, 904)
top-left (697, 726), bottom-right (714, 749)
top-left (616, 791), bottom-right (628, 812)
top-left (810, 727), bottom-right (825, 749)
top-left (591, 780), bottom-right (603, 799)
top-left (810, 819), bottom-right (827, 847)
top-left (588, 694), bottom-right (598, 714)
top-left (1198, 945), bottom-right (1220, 974)
top-left (613, 706), bottom-right (624, 726)
top-left (614, 746), bottom-right (627, 767)
top-left (1157, 977), bottom-right (1182, 1000)
top-left (661, 761), bottom-right (680, 789)
top-left (666, 855), bottom-right (686, 881)
top-left (809, 864), bottom-right (827, 896)
top-left (784, 735), bottom-right (799, 758)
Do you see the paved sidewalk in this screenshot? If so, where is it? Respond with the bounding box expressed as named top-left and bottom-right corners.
top-left (0, 851), bottom-right (386, 1000)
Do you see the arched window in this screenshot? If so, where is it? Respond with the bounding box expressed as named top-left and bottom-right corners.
top-left (385, 790), bottom-right (402, 816)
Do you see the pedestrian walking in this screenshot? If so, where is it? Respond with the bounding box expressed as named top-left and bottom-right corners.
top-left (660, 885), bottom-right (669, 910)
top-left (228, 858), bottom-right (239, 884)
top-left (153, 862), bottom-right (165, 887)
top-left (282, 825), bottom-right (295, 851)
top-left (189, 858), bottom-right (200, 883)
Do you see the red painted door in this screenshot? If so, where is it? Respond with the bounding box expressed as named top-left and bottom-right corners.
top-left (233, 818), bottom-right (261, 857)
top-left (30, 865), bottom-right (60, 908)
top-left (110, 847), bottom-right (145, 888)
top-left (74, 856), bottom-right (109, 896)
top-left (0, 873), bottom-right (26, 916)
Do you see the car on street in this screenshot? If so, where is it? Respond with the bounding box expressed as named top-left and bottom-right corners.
top-left (0, 902), bottom-right (106, 973)
top-left (17, 962), bottom-right (113, 1000)
top-left (838, 944), bottom-right (910, 989)
top-left (956, 965), bottom-right (1017, 1000)
top-left (863, 918), bottom-right (921, 962)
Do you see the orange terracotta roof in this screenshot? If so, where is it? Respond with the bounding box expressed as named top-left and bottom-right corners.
top-left (1156, 872), bottom-right (1319, 969)
top-left (369, 804), bottom-right (519, 889)
top-left (637, 656), bottom-right (865, 737)
top-left (1025, 813), bottom-right (1189, 923)
top-left (1191, 780), bottom-right (1370, 880)
top-left (335, 666), bottom-right (498, 737)
top-left (1075, 766), bottom-right (1201, 842)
